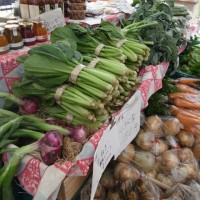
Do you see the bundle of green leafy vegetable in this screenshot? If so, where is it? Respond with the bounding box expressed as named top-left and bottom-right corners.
top-left (144, 78), bottom-right (178, 116)
top-left (51, 23), bottom-right (127, 63)
top-left (14, 38), bottom-right (140, 128)
top-left (93, 21), bottom-right (153, 68)
top-left (179, 42), bottom-right (200, 77)
top-left (123, 0), bottom-right (187, 68)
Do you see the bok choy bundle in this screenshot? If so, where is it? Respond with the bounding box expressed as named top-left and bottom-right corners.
top-left (51, 23), bottom-right (127, 63)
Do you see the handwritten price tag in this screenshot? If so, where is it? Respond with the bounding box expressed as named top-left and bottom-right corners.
top-left (33, 8), bottom-right (65, 32)
top-left (91, 95), bottom-right (141, 199)
top-left (90, 124), bottom-right (119, 200)
top-left (114, 97), bottom-right (141, 158)
top-left (113, 0), bottom-right (135, 14)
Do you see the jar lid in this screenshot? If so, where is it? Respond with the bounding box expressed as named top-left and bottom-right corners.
top-left (32, 20), bottom-right (39, 24)
top-left (17, 18), bottom-right (24, 23)
top-left (19, 22), bottom-right (33, 27)
top-left (5, 24), bottom-right (19, 30)
top-left (32, 20), bottom-right (45, 27)
top-left (0, 22), bottom-right (6, 28)
top-left (7, 20), bottom-right (19, 24)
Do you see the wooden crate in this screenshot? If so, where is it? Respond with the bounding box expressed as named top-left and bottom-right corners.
top-left (57, 171), bottom-right (91, 200)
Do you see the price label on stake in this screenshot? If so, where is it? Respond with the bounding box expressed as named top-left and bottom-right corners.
top-left (90, 124), bottom-right (119, 200)
top-left (114, 97), bottom-right (141, 158)
top-left (33, 8), bottom-right (65, 32)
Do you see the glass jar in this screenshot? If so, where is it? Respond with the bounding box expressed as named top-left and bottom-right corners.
top-left (45, 0), bottom-right (55, 12)
top-left (7, 20), bottom-right (19, 24)
top-left (19, 22), bottom-right (36, 46)
top-left (0, 28), bottom-right (9, 55)
top-left (69, 9), bottom-right (86, 20)
top-left (33, 20), bottom-right (48, 42)
top-left (58, 0), bottom-right (64, 13)
top-left (29, 0), bottom-right (46, 19)
top-left (55, 0), bottom-right (58, 8)
top-left (20, 0), bottom-right (30, 19)
top-left (4, 25), bottom-right (24, 50)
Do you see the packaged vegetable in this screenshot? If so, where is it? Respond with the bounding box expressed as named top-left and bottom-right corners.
top-left (114, 163), bottom-right (140, 182)
top-left (161, 117), bottom-right (181, 136)
top-left (116, 144), bottom-right (135, 164)
top-left (143, 115), bottom-right (163, 137)
top-left (100, 169), bottom-right (116, 189)
top-left (135, 129), bottom-right (155, 151)
top-left (177, 130), bottom-right (195, 147)
top-left (151, 138), bottom-right (169, 156)
top-left (133, 150), bottom-right (155, 172)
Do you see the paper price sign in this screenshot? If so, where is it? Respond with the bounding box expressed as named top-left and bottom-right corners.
top-left (90, 124), bottom-right (119, 200)
top-left (114, 97), bottom-right (141, 158)
top-left (113, 0), bottom-right (135, 14)
top-left (33, 8), bottom-right (65, 32)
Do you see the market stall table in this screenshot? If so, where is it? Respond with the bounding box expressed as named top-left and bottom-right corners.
top-left (1, 7), bottom-right (200, 200)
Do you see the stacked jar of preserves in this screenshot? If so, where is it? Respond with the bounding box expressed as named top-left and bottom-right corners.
top-left (32, 20), bottom-right (48, 42)
top-left (0, 28), bottom-right (9, 55)
top-left (68, 0), bottom-right (86, 20)
top-left (4, 24), bottom-right (24, 50)
top-left (0, 19), bottom-right (48, 55)
top-left (19, 0), bottom-right (64, 19)
top-left (19, 22), bottom-right (36, 46)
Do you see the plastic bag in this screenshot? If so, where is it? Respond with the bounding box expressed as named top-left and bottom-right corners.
top-left (151, 138), bottom-right (169, 156)
top-left (80, 179), bottom-right (106, 200)
top-left (136, 176), bottom-right (161, 200)
top-left (164, 183), bottom-right (198, 200)
top-left (135, 129), bottom-right (155, 151)
top-left (143, 115), bottom-right (164, 138)
top-left (159, 116), bottom-right (181, 136)
top-left (133, 149), bottom-right (156, 172)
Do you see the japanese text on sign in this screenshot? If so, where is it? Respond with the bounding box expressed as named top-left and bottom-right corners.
top-left (91, 97), bottom-right (141, 199)
top-left (90, 124), bottom-right (119, 200)
top-left (114, 97), bottom-right (141, 158)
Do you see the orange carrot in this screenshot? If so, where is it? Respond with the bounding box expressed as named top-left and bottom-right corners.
top-left (169, 92), bottom-right (200, 100)
top-left (177, 78), bottom-right (200, 87)
top-left (176, 113), bottom-right (200, 126)
top-left (175, 83), bottom-right (200, 95)
top-left (169, 105), bottom-right (200, 117)
top-left (184, 126), bottom-right (200, 136)
top-left (174, 98), bottom-right (200, 110)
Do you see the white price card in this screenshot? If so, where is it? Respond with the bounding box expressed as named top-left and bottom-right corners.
top-left (33, 8), bottom-right (65, 32)
top-left (113, 0), bottom-right (135, 14)
top-left (90, 124), bottom-right (119, 200)
top-left (114, 96), bottom-right (141, 158)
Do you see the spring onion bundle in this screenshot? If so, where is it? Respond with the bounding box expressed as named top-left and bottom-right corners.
top-left (19, 41), bottom-right (115, 93)
top-left (51, 23), bottom-right (127, 63)
top-left (94, 21), bottom-right (151, 67)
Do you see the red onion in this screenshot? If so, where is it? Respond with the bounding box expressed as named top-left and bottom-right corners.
top-left (40, 131), bottom-right (63, 165)
top-left (45, 118), bottom-right (64, 126)
top-left (70, 125), bottom-right (88, 143)
top-left (19, 96), bottom-right (40, 114)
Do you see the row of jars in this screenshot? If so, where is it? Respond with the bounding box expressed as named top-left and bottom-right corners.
top-left (20, 0), bottom-right (64, 19)
top-left (0, 20), bottom-right (48, 55)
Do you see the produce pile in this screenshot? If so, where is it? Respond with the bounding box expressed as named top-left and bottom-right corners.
top-left (0, 0), bottom-right (193, 199)
top-left (81, 114), bottom-right (200, 200)
top-left (179, 39), bottom-right (200, 77)
top-left (144, 77), bottom-right (200, 124)
top-left (123, 0), bottom-right (189, 67)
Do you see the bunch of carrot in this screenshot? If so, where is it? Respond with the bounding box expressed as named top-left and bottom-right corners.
top-left (169, 78), bottom-right (200, 136)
